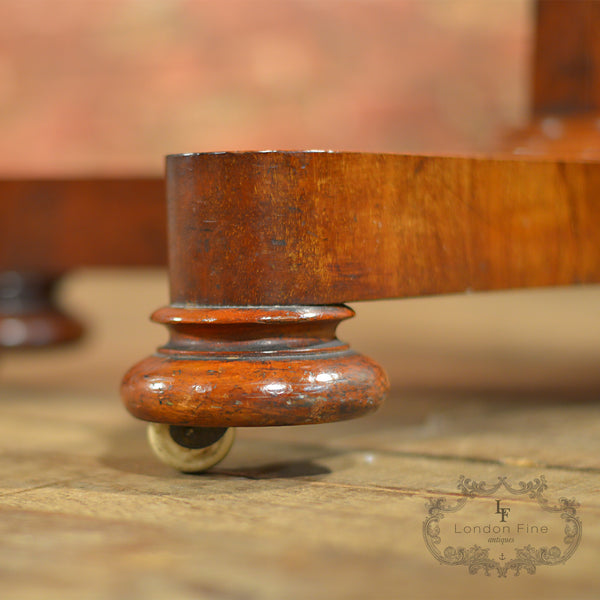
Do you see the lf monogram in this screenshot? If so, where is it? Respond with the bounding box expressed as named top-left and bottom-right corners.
top-left (496, 499), bottom-right (510, 522)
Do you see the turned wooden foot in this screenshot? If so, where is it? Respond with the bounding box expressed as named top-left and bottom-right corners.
top-left (0, 272), bottom-right (84, 348)
top-left (121, 304), bottom-right (388, 470)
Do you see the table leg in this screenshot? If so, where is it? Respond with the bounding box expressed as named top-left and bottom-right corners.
top-left (0, 271), bottom-right (84, 348)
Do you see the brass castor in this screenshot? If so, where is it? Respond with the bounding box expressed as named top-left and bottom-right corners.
top-left (146, 424), bottom-right (235, 473)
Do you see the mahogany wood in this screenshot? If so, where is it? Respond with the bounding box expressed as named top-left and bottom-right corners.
top-left (167, 151), bottom-right (600, 306)
top-left (122, 305), bottom-right (388, 427)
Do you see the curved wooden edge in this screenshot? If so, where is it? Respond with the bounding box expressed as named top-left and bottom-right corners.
top-left (152, 304), bottom-right (354, 325)
top-left (167, 151), bottom-right (600, 306)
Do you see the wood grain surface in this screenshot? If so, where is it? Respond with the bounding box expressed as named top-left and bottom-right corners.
top-left (167, 151), bottom-right (600, 306)
top-left (3, 151), bottom-right (599, 308)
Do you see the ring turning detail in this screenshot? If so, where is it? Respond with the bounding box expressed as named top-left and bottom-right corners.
top-left (122, 304), bottom-right (388, 472)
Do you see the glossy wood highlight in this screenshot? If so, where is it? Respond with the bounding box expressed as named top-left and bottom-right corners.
top-left (121, 305), bottom-right (388, 428)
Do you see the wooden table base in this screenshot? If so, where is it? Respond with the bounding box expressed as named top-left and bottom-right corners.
top-left (120, 150), bottom-right (600, 472)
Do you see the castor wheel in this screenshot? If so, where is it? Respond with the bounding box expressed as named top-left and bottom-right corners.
top-left (147, 424), bottom-right (235, 473)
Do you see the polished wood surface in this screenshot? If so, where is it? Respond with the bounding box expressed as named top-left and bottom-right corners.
top-left (0, 178), bottom-right (165, 271)
top-left (122, 305), bottom-right (388, 427)
top-left (167, 151), bottom-right (600, 306)
top-left (4, 151), bottom-right (600, 347)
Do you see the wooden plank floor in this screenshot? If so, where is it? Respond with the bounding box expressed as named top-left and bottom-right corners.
top-left (1, 273), bottom-right (599, 599)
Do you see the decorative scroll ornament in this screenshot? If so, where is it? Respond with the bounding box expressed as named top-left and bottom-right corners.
top-left (423, 475), bottom-right (581, 577)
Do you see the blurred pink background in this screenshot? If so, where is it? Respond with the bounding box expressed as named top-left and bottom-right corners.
top-left (0, 0), bottom-right (531, 175)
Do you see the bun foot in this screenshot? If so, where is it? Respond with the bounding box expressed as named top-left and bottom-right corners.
top-left (0, 272), bottom-right (83, 348)
top-left (122, 305), bottom-right (388, 471)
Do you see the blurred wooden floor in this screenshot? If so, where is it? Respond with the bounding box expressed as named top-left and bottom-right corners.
top-left (1, 272), bottom-right (599, 599)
